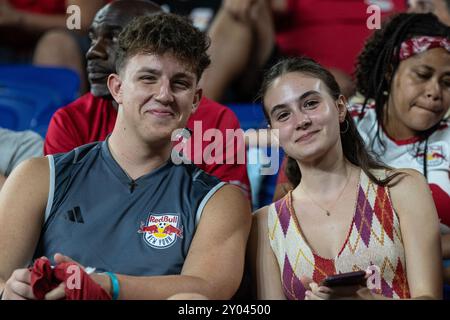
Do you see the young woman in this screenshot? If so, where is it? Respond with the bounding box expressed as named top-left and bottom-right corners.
top-left (272, 13), bottom-right (450, 287)
top-left (354, 13), bottom-right (450, 286)
top-left (250, 57), bottom-right (442, 300)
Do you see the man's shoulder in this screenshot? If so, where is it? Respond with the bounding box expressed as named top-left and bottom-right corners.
top-left (51, 141), bottom-right (102, 167)
top-left (0, 127), bottom-right (43, 146)
top-left (172, 161), bottom-right (223, 188)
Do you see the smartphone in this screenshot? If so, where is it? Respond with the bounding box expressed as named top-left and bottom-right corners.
top-left (320, 270), bottom-right (366, 287)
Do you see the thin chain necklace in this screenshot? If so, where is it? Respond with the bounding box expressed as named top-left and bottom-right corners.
top-left (299, 167), bottom-right (353, 216)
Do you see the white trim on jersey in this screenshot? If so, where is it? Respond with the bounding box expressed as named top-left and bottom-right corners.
top-left (195, 182), bottom-right (226, 226)
top-left (45, 155), bottom-right (55, 224)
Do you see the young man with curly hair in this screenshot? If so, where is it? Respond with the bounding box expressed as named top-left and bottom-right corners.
top-left (0, 13), bottom-right (251, 300)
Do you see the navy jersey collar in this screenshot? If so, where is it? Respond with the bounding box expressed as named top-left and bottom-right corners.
top-left (100, 137), bottom-right (173, 189)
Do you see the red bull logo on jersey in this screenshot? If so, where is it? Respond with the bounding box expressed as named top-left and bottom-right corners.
top-left (138, 214), bottom-right (183, 249)
top-left (414, 145), bottom-right (446, 167)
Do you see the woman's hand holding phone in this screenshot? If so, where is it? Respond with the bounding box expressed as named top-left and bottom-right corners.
top-left (301, 271), bottom-right (370, 300)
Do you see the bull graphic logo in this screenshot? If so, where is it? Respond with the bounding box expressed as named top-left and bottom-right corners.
top-left (414, 145), bottom-right (446, 167)
top-left (138, 214), bottom-right (183, 249)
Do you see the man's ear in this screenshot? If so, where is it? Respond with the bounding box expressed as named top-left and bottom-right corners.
top-left (336, 94), bottom-right (348, 123)
top-left (107, 73), bottom-right (123, 105)
top-left (191, 88), bottom-right (203, 114)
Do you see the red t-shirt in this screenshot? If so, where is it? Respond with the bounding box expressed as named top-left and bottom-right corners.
top-left (9, 0), bottom-right (66, 14)
top-left (275, 0), bottom-right (406, 75)
top-left (44, 93), bottom-right (250, 197)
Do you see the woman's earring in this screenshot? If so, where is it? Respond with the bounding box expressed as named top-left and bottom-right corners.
top-left (383, 91), bottom-right (389, 96)
top-left (340, 119), bottom-right (349, 134)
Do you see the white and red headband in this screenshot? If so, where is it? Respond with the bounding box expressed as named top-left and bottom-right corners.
top-left (399, 36), bottom-right (450, 61)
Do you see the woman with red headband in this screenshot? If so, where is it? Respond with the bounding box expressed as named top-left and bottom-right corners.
top-left (352, 13), bottom-right (450, 290)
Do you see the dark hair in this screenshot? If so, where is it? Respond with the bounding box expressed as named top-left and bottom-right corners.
top-left (356, 13), bottom-right (450, 138)
top-left (260, 57), bottom-right (401, 187)
top-left (356, 13), bottom-right (450, 178)
top-left (116, 12), bottom-right (211, 80)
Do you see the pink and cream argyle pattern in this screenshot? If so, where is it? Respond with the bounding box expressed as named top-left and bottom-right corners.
top-left (268, 170), bottom-right (410, 300)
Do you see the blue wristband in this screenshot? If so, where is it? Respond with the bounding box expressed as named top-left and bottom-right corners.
top-left (104, 272), bottom-right (120, 300)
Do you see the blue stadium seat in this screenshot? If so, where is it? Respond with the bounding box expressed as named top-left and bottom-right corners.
top-left (0, 80), bottom-right (63, 107)
top-left (247, 147), bottom-right (284, 209)
top-left (32, 105), bottom-right (61, 137)
top-left (0, 65), bottom-right (80, 136)
top-left (226, 103), bottom-right (267, 131)
top-left (227, 103), bottom-right (281, 209)
top-left (0, 96), bottom-right (35, 131)
top-left (0, 106), bottom-right (19, 130)
top-left (0, 83), bottom-right (58, 133)
top-left (0, 65), bottom-right (80, 104)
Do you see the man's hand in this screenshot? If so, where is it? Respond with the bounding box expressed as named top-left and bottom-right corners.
top-left (44, 253), bottom-right (112, 300)
top-left (0, 0), bottom-right (22, 27)
top-left (43, 253), bottom-right (82, 300)
top-left (2, 268), bottom-right (36, 300)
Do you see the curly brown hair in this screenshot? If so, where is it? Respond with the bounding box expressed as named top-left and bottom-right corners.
top-left (115, 12), bottom-right (211, 80)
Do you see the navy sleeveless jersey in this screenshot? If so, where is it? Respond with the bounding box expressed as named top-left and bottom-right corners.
top-left (34, 139), bottom-right (225, 276)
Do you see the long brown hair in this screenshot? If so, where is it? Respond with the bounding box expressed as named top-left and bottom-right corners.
top-left (259, 57), bottom-right (403, 187)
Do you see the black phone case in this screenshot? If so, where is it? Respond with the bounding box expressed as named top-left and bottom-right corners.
top-left (320, 270), bottom-right (366, 287)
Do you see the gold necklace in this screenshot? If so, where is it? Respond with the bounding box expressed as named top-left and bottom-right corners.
top-left (300, 167), bottom-right (353, 216)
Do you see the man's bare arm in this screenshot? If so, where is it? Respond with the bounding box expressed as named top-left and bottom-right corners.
top-left (0, 174), bottom-right (6, 191)
top-left (0, 158), bottom-right (49, 293)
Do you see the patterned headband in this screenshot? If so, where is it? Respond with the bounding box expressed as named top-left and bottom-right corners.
top-left (399, 36), bottom-right (450, 61)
